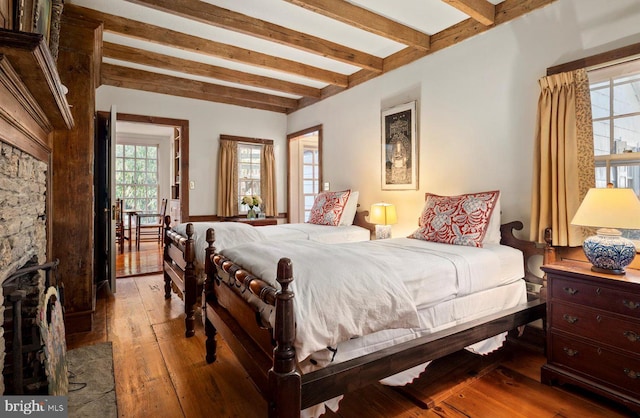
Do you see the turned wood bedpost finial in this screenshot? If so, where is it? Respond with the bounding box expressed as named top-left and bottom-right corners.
top-left (269, 257), bottom-right (301, 418)
top-left (274, 258), bottom-right (295, 363)
top-left (184, 223), bottom-right (196, 337)
top-left (540, 227), bottom-right (555, 301)
top-left (205, 228), bottom-right (216, 276)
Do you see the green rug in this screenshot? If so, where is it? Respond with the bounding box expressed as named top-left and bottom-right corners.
top-left (67, 342), bottom-right (117, 418)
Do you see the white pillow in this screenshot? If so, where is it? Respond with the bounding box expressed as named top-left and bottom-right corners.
top-left (482, 195), bottom-right (501, 244)
top-left (339, 191), bottom-right (359, 226)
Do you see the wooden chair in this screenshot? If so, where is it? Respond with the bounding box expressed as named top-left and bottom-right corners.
top-left (115, 198), bottom-right (125, 253)
top-left (136, 198), bottom-right (167, 249)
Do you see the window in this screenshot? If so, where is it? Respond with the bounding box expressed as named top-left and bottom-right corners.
top-left (237, 142), bottom-right (262, 213)
top-left (302, 144), bottom-right (320, 221)
top-left (589, 59), bottom-right (640, 240)
top-left (288, 126), bottom-right (322, 223)
top-left (115, 143), bottom-right (160, 218)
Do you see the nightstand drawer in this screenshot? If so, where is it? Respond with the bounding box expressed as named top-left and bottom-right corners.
top-left (550, 276), bottom-right (640, 319)
top-left (549, 332), bottom-right (640, 397)
top-left (550, 301), bottom-right (640, 354)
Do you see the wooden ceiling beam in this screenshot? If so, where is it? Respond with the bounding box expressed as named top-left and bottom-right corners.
top-left (103, 42), bottom-right (321, 99)
top-left (101, 64), bottom-right (295, 113)
top-left (284, 0), bottom-right (430, 51)
top-left (124, 0), bottom-right (382, 72)
top-left (442, 0), bottom-right (496, 26)
top-left (297, 0), bottom-right (557, 111)
top-left (65, 4), bottom-right (349, 87)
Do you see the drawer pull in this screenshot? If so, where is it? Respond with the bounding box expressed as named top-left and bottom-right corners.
top-left (595, 288), bottom-right (601, 295)
top-left (624, 368), bottom-right (640, 379)
top-left (562, 314), bottom-right (578, 324)
top-left (623, 300), bottom-right (640, 310)
top-left (563, 287), bottom-right (578, 296)
top-left (623, 331), bottom-right (639, 342)
top-left (563, 347), bottom-right (579, 357)
top-left (596, 315), bottom-right (602, 323)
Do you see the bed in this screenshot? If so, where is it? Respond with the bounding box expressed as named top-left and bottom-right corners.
top-left (202, 191), bottom-right (549, 417)
top-left (163, 190), bottom-right (375, 337)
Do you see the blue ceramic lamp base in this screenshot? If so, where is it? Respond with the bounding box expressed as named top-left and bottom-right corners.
top-left (375, 224), bottom-right (392, 240)
top-left (582, 228), bottom-right (636, 275)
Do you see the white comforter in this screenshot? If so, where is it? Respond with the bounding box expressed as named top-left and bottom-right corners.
top-left (171, 222), bottom-right (370, 279)
top-left (220, 237), bottom-right (509, 362)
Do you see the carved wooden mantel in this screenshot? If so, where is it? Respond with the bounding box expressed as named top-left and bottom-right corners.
top-left (0, 28), bottom-right (74, 161)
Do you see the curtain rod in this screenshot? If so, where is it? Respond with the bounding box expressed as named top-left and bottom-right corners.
top-left (546, 41), bottom-right (640, 75)
top-left (220, 134), bottom-right (274, 145)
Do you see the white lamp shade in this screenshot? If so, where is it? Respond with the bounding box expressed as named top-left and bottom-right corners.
top-left (571, 188), bottom-right (640, 229)
top-left (369, 203), bottom-right (397, 225)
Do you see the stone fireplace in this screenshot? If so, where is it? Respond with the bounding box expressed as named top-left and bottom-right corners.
top-left (0, 140), bottom-right (48, 394)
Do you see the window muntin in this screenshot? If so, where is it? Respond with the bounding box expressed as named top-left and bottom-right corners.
top-left (590, 61), bottom-right (640, 190)
top-left (237, 143), bottom-right (262, 213)
top-left (115, 144), bottom-right (160, 224)
top-left (302, 145), bottom-right (319, 222)
top-left (589, 60), bottom-right (640, 243)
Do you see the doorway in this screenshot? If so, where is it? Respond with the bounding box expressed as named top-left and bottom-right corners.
top-left (288, 125), bottom-right (322, 223)
top-left (97, 111), bottom-right (190, 278)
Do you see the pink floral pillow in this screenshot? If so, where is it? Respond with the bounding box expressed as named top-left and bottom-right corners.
top-left (307, 190), bottom-right (352, 226)
top-left (409, 191), bottom-right (500, 247)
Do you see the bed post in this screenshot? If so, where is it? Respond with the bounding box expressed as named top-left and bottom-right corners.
top-left (541, 227), bottom-right (555, 301)
top-left (163, 216), bottom-right (172, 300)
top-left (268, 258), bottom-right (301, 418)
top-left (204, 228), bottom-right (218, 363)
top-left (183, 223), bottom-right (197, 337)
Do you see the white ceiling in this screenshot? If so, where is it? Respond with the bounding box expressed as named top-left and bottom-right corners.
top-left (68, 0), bottom-right (505, 96)
top-left (67, 0), bottom-right (517, 134)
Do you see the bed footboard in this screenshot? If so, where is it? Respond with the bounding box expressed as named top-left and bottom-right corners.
top-left (203, 222), bottom-right (547, 417)
top-left (163, 218), bottom-right (198, 337)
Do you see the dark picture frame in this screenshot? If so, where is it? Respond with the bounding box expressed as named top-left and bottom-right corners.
top-left (12, 0), bottom-right (62, 61)
top-left (381, 100), bottom-right (418, 190)
top-left (33, 0), bottom-right (51, 42)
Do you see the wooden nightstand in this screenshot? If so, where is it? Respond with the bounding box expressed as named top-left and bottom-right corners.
top-left (220, 217), bottom-right (278, 226)
top-left (541, 260), bottom-right (640, 414)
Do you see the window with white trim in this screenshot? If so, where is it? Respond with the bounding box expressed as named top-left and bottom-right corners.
top-left (302, 144), bottom-right (320, 222)
top-left (237, 142), bottom-right (262, 213)
top-left (589, 59), bottom-right (640, 241)
top-left (115, 143), bottom-right (159, 214)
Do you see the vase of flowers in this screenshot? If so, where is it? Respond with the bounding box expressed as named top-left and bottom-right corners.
top-left (241, 195), bottom-right (262, 219)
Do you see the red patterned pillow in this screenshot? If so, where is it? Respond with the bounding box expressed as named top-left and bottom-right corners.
top-left (307, 190), bottom-right (352, 226)
top-left (409, 191), bottom-right (500, 247)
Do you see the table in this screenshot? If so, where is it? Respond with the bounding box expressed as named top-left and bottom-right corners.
top-left (220, 217), bottom-right (278, 226)
top-left (541, 260), bottom-right (640, 414)
top-left (124, 210), bottom-right (137, 250)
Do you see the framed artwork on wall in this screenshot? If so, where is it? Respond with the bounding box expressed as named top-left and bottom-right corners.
top-left (12, 0), bottom-right (62, 61)
top-left (33, 0), bottom-right (52, 42)
top-left (381, 100), bottom-right (418, 190)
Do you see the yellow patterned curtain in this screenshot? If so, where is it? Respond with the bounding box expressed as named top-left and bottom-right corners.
top-left (216, 139), bottom-right (238, 217)
top-left (530, 68), bottom-right (595, 246)
top-left (261, 144), bottom-right (277, 217)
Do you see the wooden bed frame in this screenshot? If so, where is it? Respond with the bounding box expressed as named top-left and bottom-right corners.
top-left (162, 211), bottom-right (376, 338)
top-left (202, 220), bottom-right (548, 417)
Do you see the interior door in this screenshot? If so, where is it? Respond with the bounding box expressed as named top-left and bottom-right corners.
top-left (107, 106), bottom-right (117, 293)
top-left (94, 106), bottom-right (117, 293)
top-left (287, 126), bottom-right (322, 223)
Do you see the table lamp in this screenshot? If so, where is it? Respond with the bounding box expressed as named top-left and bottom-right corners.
top-left (570, 187), bottom-right (640, 275)
top-left (370, 203), bottom-right (397, 239)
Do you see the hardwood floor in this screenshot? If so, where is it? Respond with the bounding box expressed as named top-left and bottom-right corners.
top-left (67, 245), bottom-right (636, 417)
top-left (116, 240), bottom-right (163, 278)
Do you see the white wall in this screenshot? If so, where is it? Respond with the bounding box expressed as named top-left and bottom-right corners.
top-left (96, 89), bottom-right (287, 217)
top-left (287, 0), bottom-right (640, 237)
top-left (96, 0), bottom-right (640, 233)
